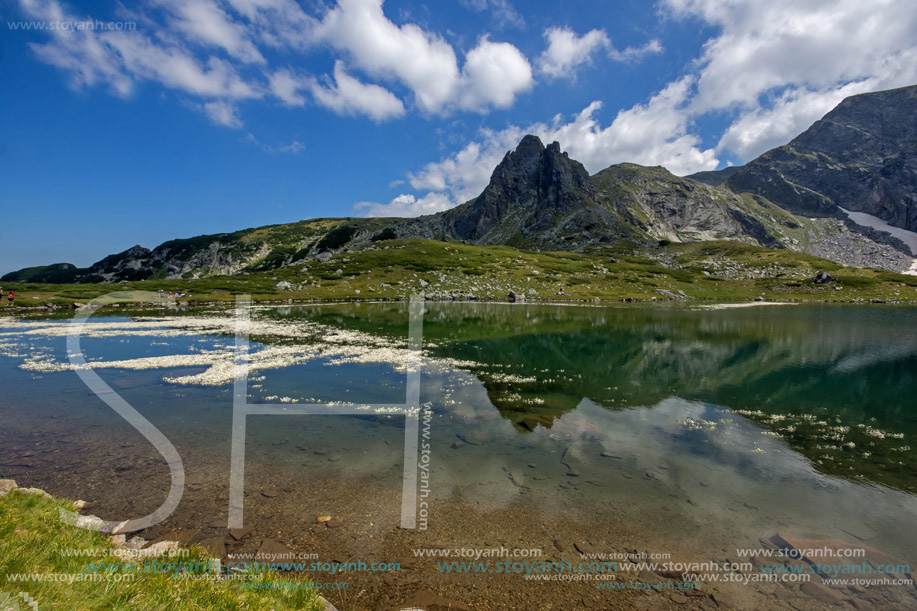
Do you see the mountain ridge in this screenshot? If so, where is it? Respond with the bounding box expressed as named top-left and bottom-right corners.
top-left (6, 85), bottom-right (917, 283)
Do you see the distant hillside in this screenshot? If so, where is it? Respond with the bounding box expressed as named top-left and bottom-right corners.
top-left (685, 166), bottom-right (741, 186)
top-left (2, 263), bottom-right (79, 284)
top-left (2, 218), bottom-right (401, 283)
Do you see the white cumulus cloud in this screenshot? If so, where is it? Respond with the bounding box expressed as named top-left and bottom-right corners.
top-left (18, 0), bottom-right (534, 129)
top-left (537, 27), bottom-right (661, 79)
top-left (355, 192), bottom-right (453, 217)
top-left (308, 60), bottom-right (405, 121)
top-left (457, 37), bottom-right (533, 111)
top-left (315, 0), bottom-right (533, 114)
top-left (537, 27), bottom-right (610, 78)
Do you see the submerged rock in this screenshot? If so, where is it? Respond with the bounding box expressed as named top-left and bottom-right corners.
top-left (506, 471), bottom-right (526, 488)
top-left (401, 589), bottom-right (470, 611)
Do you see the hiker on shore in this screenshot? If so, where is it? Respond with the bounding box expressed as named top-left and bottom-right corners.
top-left (7, 291), bottom-right (14, 306)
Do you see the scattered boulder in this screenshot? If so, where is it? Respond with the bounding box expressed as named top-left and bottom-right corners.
top-left (73, 515), bottom-right (108, 531)
top-left (812, 271), bottom-right (836, 284)
top-left (801, 581), bottom-right (843, 604)
top-left (275, 280), bottom-right (293, 290)
top-left (229, 526), bottom-right (253, 541)
top-left (318, 596), bottom-right (340, 611)
top-left (656, 289), bottom-right (681, 300)
top-left (0, 479), bottom-right (16, 497)
top-left (509, 290), bottom-right (525, 302)
top-left (257, 538), bottom-right (291, 561)
top-left (197, 536), bottom-right (226, 559)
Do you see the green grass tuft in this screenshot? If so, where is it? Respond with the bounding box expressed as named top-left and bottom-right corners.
top-left (0, 490), bottom-right (325, 611)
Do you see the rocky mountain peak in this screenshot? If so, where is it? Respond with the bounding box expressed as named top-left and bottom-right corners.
top-left (439, 135), bottom-right (596, 243)
top-left (514, 133), bottom-right (546, 158)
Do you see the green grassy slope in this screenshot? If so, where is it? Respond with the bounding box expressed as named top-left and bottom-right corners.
top-left (2, 239), bottom-right (915, 308)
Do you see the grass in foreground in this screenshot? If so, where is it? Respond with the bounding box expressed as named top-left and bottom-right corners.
top-left (0, 489), bottom-right (324, 611)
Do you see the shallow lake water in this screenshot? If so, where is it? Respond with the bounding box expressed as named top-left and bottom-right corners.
top-left (1, 302), bottom-right (915, 610)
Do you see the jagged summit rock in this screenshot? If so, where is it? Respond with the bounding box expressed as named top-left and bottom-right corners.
top-left (434, 135), bottom-right (598, 245)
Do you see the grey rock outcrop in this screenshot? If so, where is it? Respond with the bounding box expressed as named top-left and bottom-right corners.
top-left (727, 85), bottom-right (917, 232)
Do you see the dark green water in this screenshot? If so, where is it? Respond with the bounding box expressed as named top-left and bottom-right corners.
top-left (266, 302), bottom-right (917, 492)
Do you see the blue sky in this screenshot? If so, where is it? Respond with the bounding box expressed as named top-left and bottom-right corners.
top-left (2, 0), bottom-right (916, 274)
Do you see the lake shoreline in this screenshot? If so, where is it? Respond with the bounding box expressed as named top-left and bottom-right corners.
top-left (2, 292), bottom-right (917, 316)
